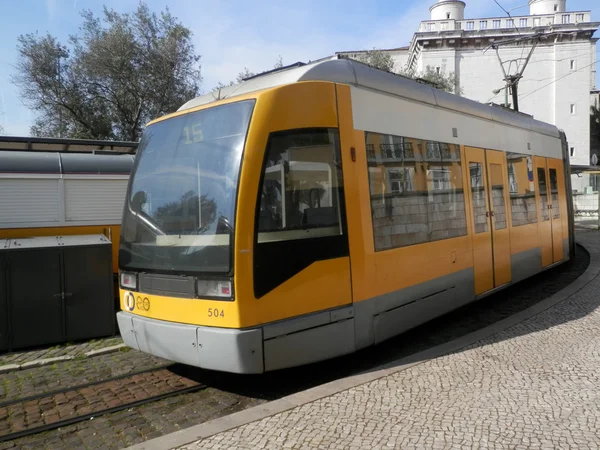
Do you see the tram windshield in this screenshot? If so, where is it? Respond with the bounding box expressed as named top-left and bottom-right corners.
top-left (119, 100), bottom-right (255, 273)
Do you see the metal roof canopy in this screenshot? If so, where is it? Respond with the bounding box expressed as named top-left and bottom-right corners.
top-left (179, 57), bottom-right (560, 140)
top-left (0, 150), bottom-right (135, 175)
top-left (0, 135), bottom-right (138, 154)
top-left (571, 165), bottom-right (600, 175)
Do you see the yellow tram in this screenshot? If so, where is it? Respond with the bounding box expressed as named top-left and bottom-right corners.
top-left (117, 58), bottom-right (574, 373)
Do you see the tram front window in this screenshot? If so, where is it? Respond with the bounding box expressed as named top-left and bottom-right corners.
top-left (119, 100), bottom-right (255, 274)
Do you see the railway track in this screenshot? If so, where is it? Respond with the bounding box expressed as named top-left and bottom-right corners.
top-left (0, 364), bottom-right (205, 443)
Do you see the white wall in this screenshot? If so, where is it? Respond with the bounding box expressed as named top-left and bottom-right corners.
top-left (416, 38), bottom-right (594, 191)
top-left (430, 1), bottom-right (465, 21)
top-left (530, 0), bottom-right (566, 15)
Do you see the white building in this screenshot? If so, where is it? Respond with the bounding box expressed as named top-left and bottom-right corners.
top-left (337, 0), bottom-right (599, 192)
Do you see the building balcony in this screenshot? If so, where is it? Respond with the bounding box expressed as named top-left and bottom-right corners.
top-left (418, 10), bottom-right (591, 33)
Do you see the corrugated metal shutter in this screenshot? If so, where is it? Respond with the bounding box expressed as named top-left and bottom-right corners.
top-left (0, 179), bottom-right (60, 224)
top-left (65, 179), bottom-right (128, 222)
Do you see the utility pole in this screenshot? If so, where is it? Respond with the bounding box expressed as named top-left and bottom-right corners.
top-left (489, 37), bottom-right (538, 112)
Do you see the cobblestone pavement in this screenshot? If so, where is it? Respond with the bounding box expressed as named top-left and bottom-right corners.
top-left (0, 234), bottom-right (591, 450)
top-left (179, 231), bottom-right (600, 450)
top-left (0, 336), bottom-right (124, 368)
top-left (0, 389), bottom-right (265, 450)
top-left (0, 349), bottom-right (168, 403)
top-left (0, 367), bottom-right (201, 439)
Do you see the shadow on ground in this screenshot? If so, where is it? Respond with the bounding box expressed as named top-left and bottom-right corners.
top-left (169, 231), bottom-right (596, 403)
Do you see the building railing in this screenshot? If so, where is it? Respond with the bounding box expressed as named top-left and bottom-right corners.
top-left (419, 11), bottom-right (591, 33)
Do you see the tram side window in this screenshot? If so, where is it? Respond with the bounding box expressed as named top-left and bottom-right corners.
top-left (257, 128), bottom-right (344, 242)
top-left (506, 152), bottom-right (538, 226)
top-left (366, 132), bottom-right (467, 251)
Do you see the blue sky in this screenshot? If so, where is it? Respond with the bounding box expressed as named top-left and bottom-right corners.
top-left (0, 0), bottom-right (598, 136)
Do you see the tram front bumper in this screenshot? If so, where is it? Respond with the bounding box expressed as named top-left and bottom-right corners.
top-left (116, 312), bottom-right (264, 374)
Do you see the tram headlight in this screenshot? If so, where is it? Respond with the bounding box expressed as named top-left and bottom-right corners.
top-left (120, 271), bottom-right (137, 290)
top-left (196, 278), bottom-right (233, 300)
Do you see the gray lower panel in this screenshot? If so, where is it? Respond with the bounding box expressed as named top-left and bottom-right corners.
top-left (264, 319), bottom-right (355, 372)
top-left (353, 268), bottom-right (475, 350)
top-left (510, 247), bottom-right (542, 284)
top-left (374, 287), bottom-right (464, 345)
top-left (197, 327), bottom-right (263, 374)
top-left (262, 305), bottom-right (354, 340)
top-left (117, 313), bottom-right (138, 350)
top-left (563, 238), bottom-right (570, 261)
top-left (116, 312), bottom-right (264, 374)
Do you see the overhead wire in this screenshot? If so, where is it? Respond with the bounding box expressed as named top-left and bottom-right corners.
top-left (519, 59), bottom-right (600, 100)
top-left (493, 0), bottom-right (527, 71)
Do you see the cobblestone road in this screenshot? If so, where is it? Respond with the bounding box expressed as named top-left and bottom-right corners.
top-left (180, 231), bottom-right (600, 449)
top-left (0, 234), bottom-right (592, 450)
top-left (0, 336), bottom-right (124, 367)
top-left (0, 349), bottom-right (167, 403)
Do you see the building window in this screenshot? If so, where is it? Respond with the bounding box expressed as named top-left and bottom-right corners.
top-left (570, 60), bottom-right (576, 70)
top-left (493, 19), bottom-right (501, 29)
top-left (576, 14), bottom-right (585, 23)
top-left (446, 12), bottom-right (451, 19)
top-left (365, 132), bottom-right (467, 251)
top-left (455, 21), bottom-right (462, 30)
top-left (427, 22), bottom-right (434, 32)
top-left (570, 104), bottom-right (576, 115)
top-left (519, 18), bottom-right (527, 27)
top-left (480, 20), bottom-right (488, 30)
top-left (441, 22), bottom-right (448, 31)
top-left (436, 66), bottom-right (441, 74)
top-left (554, 4), bottom-right (558, 12)
top-left (570, 147), bottom-right (575, 157)
top-left (466, 21), bottom-right (474, 30)
top-left (506, 153), bottom-right (537, 226)
top-left (562, 14), bottom-right (570, 24)
top-left (533, 17), bottom-right (541, 27)
top-left (387, 168), bottom-right (413, 194)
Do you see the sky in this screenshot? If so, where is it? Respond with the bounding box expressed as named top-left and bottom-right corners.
top-left (0, 0), bottom-right (598, 136)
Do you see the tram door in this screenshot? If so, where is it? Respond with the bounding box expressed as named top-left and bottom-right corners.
top-left (534, 157), bottom-right (564, 267)
top-left (466, 147), bottom-right (512, 295)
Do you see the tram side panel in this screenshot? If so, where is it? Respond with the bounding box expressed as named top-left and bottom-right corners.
top-left (343, 86), bottom-right (476, 351)
top-left (343, 85), bottom-right (568, 351)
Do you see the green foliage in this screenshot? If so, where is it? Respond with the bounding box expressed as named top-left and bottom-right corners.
top-left (414, 65), bottom-right (463, 95)
top-left (349, 50), bottom-right (462, 95)
top-left (12, 2), bottom-right (202, 141)
top-left (214, 56), bottom-right (287, 92)
top-left (352, 49), bottom-right (395, 73)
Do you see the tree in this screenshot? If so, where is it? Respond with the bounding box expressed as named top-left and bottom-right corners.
top-left (414, 65), bottom-right (463, 96)
top-left (352, 49), bottom-right (395, 73)
top-left (347, 50), bottom-right (461, 95)
top-left (12, 2), bottom-right (202, 141)
top-left (213, 56), bottom-right (286, 92)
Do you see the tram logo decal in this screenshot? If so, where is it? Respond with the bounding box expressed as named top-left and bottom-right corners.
top-left (135, 296), bottom-right (151, 311)
top-left (124, 292), bottom-right (135, 311)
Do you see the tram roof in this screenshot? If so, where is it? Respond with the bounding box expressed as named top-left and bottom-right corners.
top-left (178, 57), bottom-right (560, 139)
